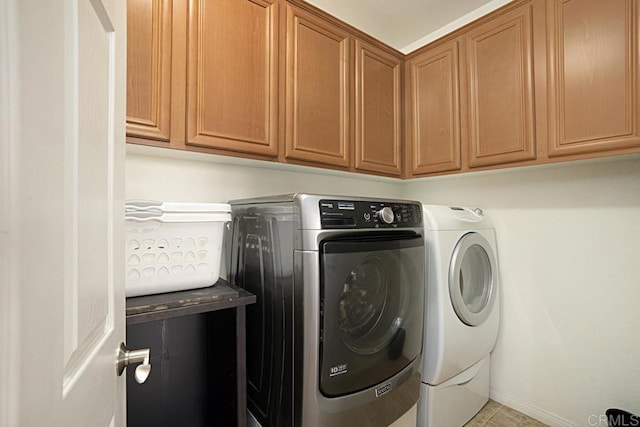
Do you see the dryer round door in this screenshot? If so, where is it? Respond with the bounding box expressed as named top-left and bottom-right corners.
top-left (448, 232), bottom-right (497, 326)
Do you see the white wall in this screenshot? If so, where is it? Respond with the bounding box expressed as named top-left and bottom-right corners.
top-left (402, 156), bottom-right (640, 426)
top-left (399, 0), bottom-right (512, 54)
top-left (304, 0), bottom-right (509, 53)
top-left (125, 146), bottom-right (401, 202)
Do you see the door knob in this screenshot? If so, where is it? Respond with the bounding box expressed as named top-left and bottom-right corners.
top-left (116, 342), bottom-right (152, 384)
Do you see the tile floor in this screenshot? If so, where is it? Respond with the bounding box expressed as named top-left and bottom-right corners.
top-left (465, 400), bottom-right (547, 426)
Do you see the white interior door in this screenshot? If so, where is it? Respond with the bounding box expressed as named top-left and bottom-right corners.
top-left (1, 0), bottom-right (127, 425)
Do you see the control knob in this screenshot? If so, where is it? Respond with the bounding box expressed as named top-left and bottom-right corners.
top-left (378, 207), bottom-right (395, 224)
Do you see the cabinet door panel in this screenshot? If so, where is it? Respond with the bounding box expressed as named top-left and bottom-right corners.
top-left (466, 4), bottom-right (537, 167)
top-left (408, 40), bottom-right (461, 175)
top-left (186, 0), bottom-right (278, 156)
top-left (549, 0), bottom-right (640, 156)
top-left (285, 4), bottom-right (350, 167)
top-left (354, 40), bottom-right (402, 176)
top-left (126, 0), bottom-right (172, 141)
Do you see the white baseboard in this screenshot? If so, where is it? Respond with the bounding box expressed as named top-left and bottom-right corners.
top-left (489, 388), bottom-right (576, 427)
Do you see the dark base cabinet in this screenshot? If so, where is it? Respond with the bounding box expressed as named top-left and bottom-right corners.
top-left (126, 312), bottom-right (235, 426)
top-left (127, 315), bottom-right (211, 426)
top-left (125, 281), bottom-right (255, 427)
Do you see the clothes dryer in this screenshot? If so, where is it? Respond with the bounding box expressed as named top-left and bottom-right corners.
top-left (228, 194), bottom-right (426, 427)
top-left (418, 205), bottom-right (500, 427)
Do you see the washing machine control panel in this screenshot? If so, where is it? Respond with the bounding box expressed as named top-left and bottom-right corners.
top-left (319, 199), bottom-right (422, 229)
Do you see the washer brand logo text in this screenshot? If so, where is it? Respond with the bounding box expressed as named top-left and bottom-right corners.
top-left (375, 383), bottom-right (392, 397)
top-left (329, 364), bottom-right (348, 377)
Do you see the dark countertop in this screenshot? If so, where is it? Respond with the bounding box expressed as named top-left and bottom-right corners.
top-left (126, 279), bottom-right (256, 325)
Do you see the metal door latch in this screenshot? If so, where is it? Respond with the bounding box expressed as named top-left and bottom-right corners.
top-left (116, 342), bottom-right (151, 384)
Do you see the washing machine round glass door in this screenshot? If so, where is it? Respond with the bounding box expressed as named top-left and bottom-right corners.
top-left (319, 231), bottom-right (425, 397)
top-left (449, 231), bottom-right (497, 326)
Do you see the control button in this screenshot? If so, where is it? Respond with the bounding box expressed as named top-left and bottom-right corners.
top-left (473, 208), bottom-right (484, 216)
top-left (363, 212), bottom-right (371, 221)
top-left (378, 207), bottom-right (394, 224)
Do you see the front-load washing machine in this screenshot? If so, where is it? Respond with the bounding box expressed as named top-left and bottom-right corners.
top-left (227, 194), bottom-right (425, 427)
top-left (418, 205), bottom-right (500, 427)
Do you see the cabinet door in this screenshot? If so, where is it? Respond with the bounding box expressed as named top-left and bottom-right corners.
top-left (548, 0), bottom-right (640, 156)
top-left (354, 40), bottom-right (402, 176)
top-left (465, 2), bottom-right (537, 167)
top-left (126, 0), bottom-right (172, 142)
top-left (186, 0), bottom-right (278, 156)
top-left (407, 40), bottom-right (461, 175)
top-left (284, 3), bottom-right (350, 167)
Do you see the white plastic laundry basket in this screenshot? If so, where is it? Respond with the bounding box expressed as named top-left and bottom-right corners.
top-left (124, 202), bottom-right (231, 297)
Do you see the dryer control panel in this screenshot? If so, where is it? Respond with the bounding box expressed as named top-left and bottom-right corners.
top-left (319, 199), bottom-right (422, 229)
top-left (449, 206), bottom-right (484, 222)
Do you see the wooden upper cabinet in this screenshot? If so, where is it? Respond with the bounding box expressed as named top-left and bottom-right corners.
top-left (186, 0), bottom-right (278, 156)
top-left (124, 0), bottom-right (639, 176)
top-left (126, 0), bottom-right (172, 142)
top-left (407, 39), bottom-right (461, 175)
top-left (548, 0), bottom-right (640, 156)
top-left (284, 3), bottom-right (350, 168)
top-left (465, 2), bottom-right (538, 167)
top-left (354, 40), bottom-right (403, 176)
